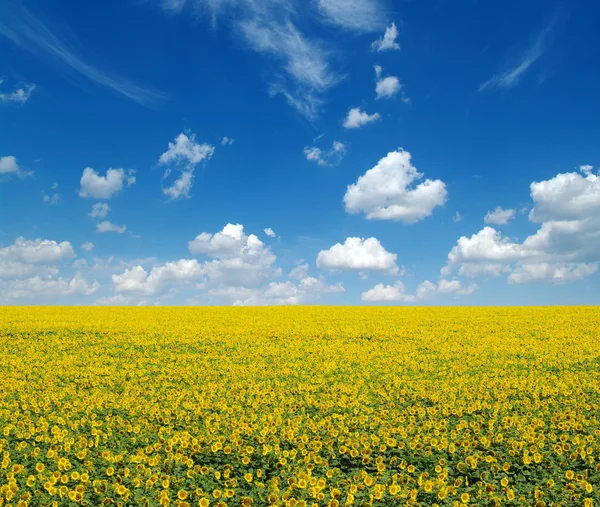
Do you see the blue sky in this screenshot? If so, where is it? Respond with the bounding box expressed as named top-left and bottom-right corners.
top-left (1, 0), bottom-right (599, 305)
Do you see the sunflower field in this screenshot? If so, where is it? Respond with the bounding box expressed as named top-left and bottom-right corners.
top-left (0, 306), bottom-right (599, 507)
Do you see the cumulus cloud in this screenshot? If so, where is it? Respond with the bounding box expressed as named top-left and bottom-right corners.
top-left (113, 260), bottom-right (205, 296)
top-left (375, 76), bottom-right (400, 99)
top-left (0, 155), bottom-right (20, 176)
top-left (371, 22), bottom-right (400, 51)
top-left (362, 279), bottom-right (477, 302)
top-left (361, 281), bottom-right (414, 302)
top-left (484, 206), bottom-right (516, 225)
top-left (81, 242), bottom-right (94, 252)
top-left (344, 148), bottom-right (448, 222)
top-left (528, 170), bottom-right (600, 223)
top-left (189, 223), bottom-right (279, 288)
top-left (1, 274), bottom-right (100, 300)
top-left (79, 167), bottom-right (134, 199)
top-left (342, 107), bottom-right (380, 129)
top-left (159, 133), bottom-right (215, 199)
top-left (304, 140), bottom-right (347, 166)
top-left (89, 203), bottom-right (110, 219)
top-left (443, 168), bottom-right (600, 285)
top-left (221, 136), bottom-right (235, 145)
top-left (317, 237), bottom-right (398, 274)
top-left (97, 221), bottom-right (127, 234)
top-left (230, 276), bottom-right (344, 306)
top-left (264, 228), bottom-right (277, 238)
top-left (0, 237), bottom-right (74, 264)
top-left (373, 66), bottom-right (408, 102)
top-left (0, 235), bottom-right (103, 302)
top-left (107, 223), bottom-right (344, 305)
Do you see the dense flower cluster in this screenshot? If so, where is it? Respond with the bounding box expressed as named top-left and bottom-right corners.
top-left (0, 307), bottom-right (599, 506)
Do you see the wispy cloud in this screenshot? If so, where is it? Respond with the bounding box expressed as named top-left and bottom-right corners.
top-left (241, 18), bottom-right (341, 118)
top-left (479, 17), bottom-right (556, 92)
top-left (316, 0), bottom-right (386, 32)
top-left (0, 79), bottom-right (35, 105)
top-left (155, 0), bottom-right (343, 118)
top-left (0, 1), bottom-right (166, 108)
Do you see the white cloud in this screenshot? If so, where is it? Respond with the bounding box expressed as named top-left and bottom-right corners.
top-left (484, 206), bottom-right (516, 225)
top-left (1, 273), bottom-right (100, 300)
top-left (453, 211), bottom-right (463, 222)
top-left (94, 294), bottom-right (138, 306)
top-left (528, 171), bottom-right (600, 223)
top-left (443, 168), bottom-right (600, 285)
top-left (454, 262), bottom-right (509, 279)
top-left (317, 237), bottom-right (398, 274)
top-left (113, 260), bottom-right (205, 296)
top-left (362, 278), bottom-right (477, 302)
top-left (0, 236), bottom-right (102, 302)
top-left (72, 259), bottom-right (88, 270)
top-left (189, 223), bottom-right (247, 255)
top-left (264, 228), bottom-right (277, 238)
top-left (221, 136), bottom-right (235, 145)
top-left (303, 140), bottom-right (347, 166)
top-left (375, 76), bottom-right (401, 99)
top-left (374, 66), bottom-right (408, 102)
top-left (0, 261), bottom-right (51, 280)
top-left (89, 203), bottom-right (110, 219)
top-left (316, 0), bottom-right (386, 32)
top-left (189, 223), bottom-right (279, 288)
top-left (160, 132), bottom-right (215, 166)
top-left (479, 20), bottom-right (554, 91)
top-left (155, 0), bottom-right (344, 118)
top-left (0, 155), bottom-right (20, 175)
top-left (0, 3), bottom-right (165, 107)
top-left (508, 263), bottom-right (598, 284)
top-left (79, 167), bottom-right (134, 199)
top-left (344, 148), bottom-right (448, 222)
top-left (342, 107), bottom-right (380, 129)
top-left (230, 276), bottom-right (344, 306)
top-left (0, 237), bottom-right (74, 264)
top-left (371, 22), bottom-right (400, 51)
top-left (162, 171), bottom-right (193, 200)
top-left (112, 223), bottom-right (284, 298)
top-left (43, 192), bottom-right (60, 204)
top-left (159, 133), bottom-right (215, 199)
top-left (361, 281), bottom-right (414, 302)
top-left (241, 17), bottom-right (341, 118)
top-left (289, 262), bottom-right (309, 280)
top-left (97, 221), bottom-right (127, 234)
top-left (81, 241), bottom-right (95, 252)
top-left (0, 82), bottom-right (35, 104)
top-left (103, 223), bottom-right (343, 305)
top-left (580, 164), bottom-right (593, 176)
